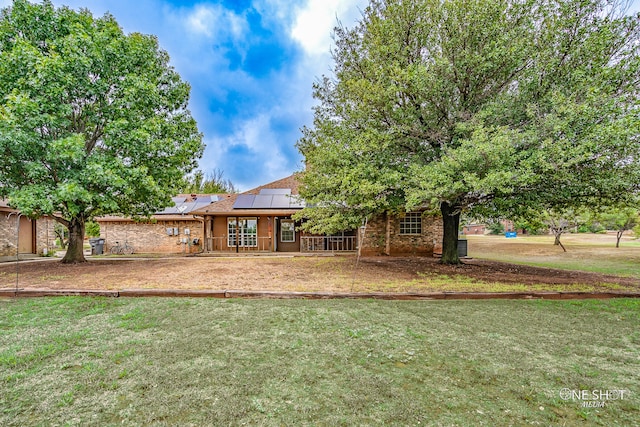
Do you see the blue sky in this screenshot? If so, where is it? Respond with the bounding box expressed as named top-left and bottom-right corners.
top-left (9, 0), bottom-right (369, 191)
top-left (1, 0), bottom-right (639, 191)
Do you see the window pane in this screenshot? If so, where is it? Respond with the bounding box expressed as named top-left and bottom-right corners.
top-left (227, 218), bottom-right (257, 247)
top-left (244, 218), bottom-right (257, 247)
top-left (227, 218), bottom-right (236, 246)
top-left (281, 220), bottom-right (295, 242)
top-left (399, 212), bottom-right (422, 235)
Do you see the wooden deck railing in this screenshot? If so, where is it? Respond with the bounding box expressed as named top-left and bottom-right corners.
top-left (205, 236), bottom-right (272, 252)
top-left (300, 236), bottom-right (356, 252)
top-left (204, 236), bottom-right (356, 253)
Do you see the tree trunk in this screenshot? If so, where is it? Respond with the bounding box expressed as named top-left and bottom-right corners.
top-left (54, 227), bottom-right (67, 249)
top-left (616, 230), bottom-right (623, 248)
top-left (440, 201), bottom-right (461, 264)
top-left (553, 232), bottom-right (567, 252)
top-left (385, 211), bottom-right (391, 256)
top-left (61, 218), bottom-right (87, 263)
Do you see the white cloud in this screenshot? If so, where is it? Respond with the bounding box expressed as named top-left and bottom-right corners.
top-left (184, 4), bottom-right (247, 40)
top-left (290, 0), bottom-right (364, 57)
top-left (235, 114), bottom-right (291, 175)
top-left (203, 113), bottom-right (294, 190)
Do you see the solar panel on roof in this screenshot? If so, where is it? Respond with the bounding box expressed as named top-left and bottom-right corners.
top-left (196, 195), bottom-right (212, 203)
top-left (233, 194), bottom-right (256, 209)
top-left (191, 201), bottom-right (212, 211)
top-left (270, 194), bottom-right (291, 208)
top-left (259, 188), bottom-right (291, 195)
top-left (157, 207), bottom-right (177, 214)
top-left (252, 194), bottom-right (273, 208)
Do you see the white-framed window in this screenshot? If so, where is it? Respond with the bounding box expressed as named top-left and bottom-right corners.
top-left (399, 212), bottom-right (422, 235)
top-left (280, 219), bottom-right (295, 242)
top-left (228, 217), bottom-right (258, 247)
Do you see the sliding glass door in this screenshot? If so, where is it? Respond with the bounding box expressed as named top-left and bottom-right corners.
top-left (227, 217), bottom-right (257, 247)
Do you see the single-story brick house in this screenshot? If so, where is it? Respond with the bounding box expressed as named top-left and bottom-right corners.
top-left (96, 194), bottom-right (224, 254)
top-left (461, 220), bottom-right (527, 236)
top-left (191, 174), bottom-right (443, 256)
top-left (461, 223), bottom-right (486, 235)
top-left (0, 199), bottom-right (57, 256)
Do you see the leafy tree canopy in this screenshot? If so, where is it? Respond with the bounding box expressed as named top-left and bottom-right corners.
top-left (296, 0), bottom-right (640, 263)
top-left (596, 205), bottom-right (639, 247)
top-left (0, 0), bottom-right (204, 262)
top-left (180, 168), bottom-right (238, 194)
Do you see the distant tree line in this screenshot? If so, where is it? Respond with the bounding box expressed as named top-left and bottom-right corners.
top-left (473, 205), bottom-right (639, 250)
top-left (179, 168), bottom-right (238, 194)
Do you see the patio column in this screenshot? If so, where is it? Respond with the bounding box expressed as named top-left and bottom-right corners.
top-left (235, 216), bottom-right (239, 253)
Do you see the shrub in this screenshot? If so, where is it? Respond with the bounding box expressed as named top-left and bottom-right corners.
top-left (487, 221), bottom-right (505, 235)
top-left (85, 221), bottom-right (100, 238)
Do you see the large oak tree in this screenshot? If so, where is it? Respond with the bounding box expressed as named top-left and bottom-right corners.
top-left (0, 0), bottom-right (204, 263)
top-left (296, 0), bottom-right (640, 263)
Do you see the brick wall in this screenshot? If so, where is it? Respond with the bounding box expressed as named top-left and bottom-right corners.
top-left (99, 218), bottom-right (204, 254)
top-left (35, 216), bottom-right (56, 255)
top-left (360, 212), bottom-right (443, 256)
top-left (462, 224), bottom-right (486, 235)
top-left (0, 213), bottom-right (56, 256)
top-left (0, 212), bottom-right (14, 256)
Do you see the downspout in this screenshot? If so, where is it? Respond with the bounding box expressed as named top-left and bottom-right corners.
top-left (192, 215), bottom-right (205, 253)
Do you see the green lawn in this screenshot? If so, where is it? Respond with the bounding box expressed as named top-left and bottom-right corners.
top-left (1, 297), bottom-right (638, 426)
top-left (467, 234), bottom-right (640, 278)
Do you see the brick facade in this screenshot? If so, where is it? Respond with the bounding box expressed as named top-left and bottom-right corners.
top-left (99, 218), bottom-right (204, 254)
top-left (0, 212), bottom-right (14, 256)
top-left (0, 211), bottom-right (56, 256)
top-left (97, 212), bottom-right (444, 256)
top-left (35, 216), bottom-right (57, 255)
top-left (192, 174), bottom-right (444, 256)
top-left (360, 212), bottom-right (443, 256)
top-left (462, 223), bottom-right (486, 235)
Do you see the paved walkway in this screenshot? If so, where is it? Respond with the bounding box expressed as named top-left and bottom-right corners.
top-left (0, 254), bottom-right (48, 263)
top-left (0, 249), bottom-right (96, 263)
top-left (0, 252), bottom-right (334, 263)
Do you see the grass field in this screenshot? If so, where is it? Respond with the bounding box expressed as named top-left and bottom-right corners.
top-left (1, 297), bottom-right (638, 426)
top-left (467, 233), bottom-right (640, 278)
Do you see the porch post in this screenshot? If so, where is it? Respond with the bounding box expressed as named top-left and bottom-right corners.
top-left (204, 218), bottom-right (211, 251)
top-left (235, 216), bottom-right (239, 253)
top-left (273, 217), bottom-right (278, 252)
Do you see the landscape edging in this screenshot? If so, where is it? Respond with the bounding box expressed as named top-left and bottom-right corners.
top-left (1, 288), bottom-right (639, 300)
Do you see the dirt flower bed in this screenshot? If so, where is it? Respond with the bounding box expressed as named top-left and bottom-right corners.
top-left (1, 255), bottom-right (638, 293)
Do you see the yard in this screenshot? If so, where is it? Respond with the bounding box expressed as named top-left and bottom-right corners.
top-left (1, 233), bottom-right (638, 425)
top-left (0, 297), bottom-right (638, 426)
top-left (0, 233), bottom-right (638, 294)
top-left (466, 233), bottom-right (640, 278)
